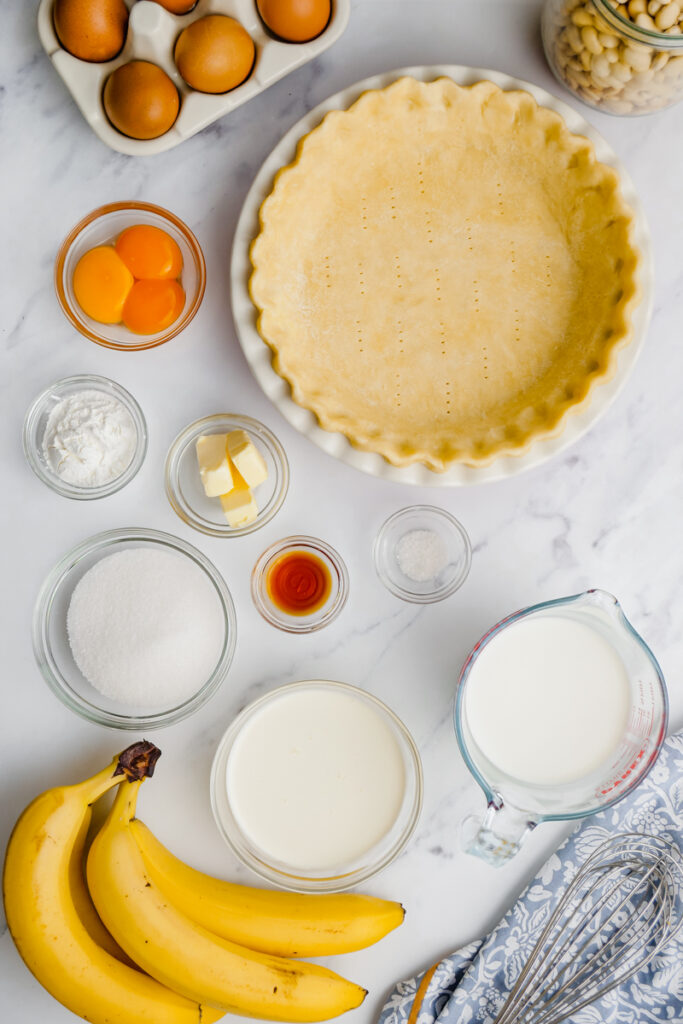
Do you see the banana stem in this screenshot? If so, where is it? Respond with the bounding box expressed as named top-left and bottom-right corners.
top-left (110, 777), bottom-right (143, 824)
top-left (102, 742), bottom-right (158, 826)
top-left (114, 742), bottom-right (161, 782)
top-left (81, 743), bottom-right (161, 807)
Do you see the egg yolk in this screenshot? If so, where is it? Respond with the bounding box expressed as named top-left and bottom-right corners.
top-left (115, 224), bottom-right (183, 280)
top-left (122, 279), bottom-right (185, 334)
top-left (72, 246), bottom-right (134, 324)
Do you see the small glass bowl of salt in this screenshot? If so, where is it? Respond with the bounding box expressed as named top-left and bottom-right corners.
top-left (374, 506), bottom-right (472, 604)
top-left (23, 374), bottom-right (147, 499)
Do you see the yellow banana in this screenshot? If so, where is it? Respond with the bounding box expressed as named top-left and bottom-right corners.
top-left (131, 817), bottom-right (404, 957)
top-left (3, 742), bottom-right (222, 1024)
top-left (69, 810), bottom-right (137, 968)
top-left (87, 781), bottom-right (367, 1021)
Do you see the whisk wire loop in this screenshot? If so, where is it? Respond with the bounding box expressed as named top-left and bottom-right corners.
top-left (491, 833), bottom-right (683, 1024)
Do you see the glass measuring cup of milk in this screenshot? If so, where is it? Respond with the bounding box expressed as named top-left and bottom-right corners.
top-left (455, 590), bottom-right (667, 866)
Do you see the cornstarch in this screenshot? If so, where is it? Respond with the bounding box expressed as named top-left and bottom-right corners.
top-left (42, 389), bottom-right (137, 487)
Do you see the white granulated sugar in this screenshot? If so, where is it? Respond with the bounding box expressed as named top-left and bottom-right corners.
top-left (42, 389), bottom-right (137, 487)
top-left (395, 529), bottom-right (448, 583)
top-left (67, 548), bottom-right (224, 708)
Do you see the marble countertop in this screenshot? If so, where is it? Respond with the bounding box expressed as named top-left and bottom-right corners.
top-left (2, 1), bottom-right (683, 1021)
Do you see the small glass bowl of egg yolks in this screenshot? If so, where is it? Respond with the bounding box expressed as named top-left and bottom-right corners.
top-left (55, 201), bottom-right (206, 350)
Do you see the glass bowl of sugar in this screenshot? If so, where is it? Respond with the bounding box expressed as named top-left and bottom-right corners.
top-left (33, 528), bottom-right (237, 729)
top-left (374, 505), bottom-right (472, 604)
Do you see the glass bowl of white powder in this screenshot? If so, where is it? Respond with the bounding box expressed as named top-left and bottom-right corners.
top-left (23, 374), bottom-right (147, 499)
top-left (33, 528), bottom-right (237, 729)
top-left (374, 506), bottom-right (472, 604)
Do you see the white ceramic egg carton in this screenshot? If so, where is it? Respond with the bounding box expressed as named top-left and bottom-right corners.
top-left (37, 0), bottom-right (350, 155)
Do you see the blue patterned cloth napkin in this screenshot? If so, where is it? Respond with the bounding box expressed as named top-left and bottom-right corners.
top-left (379, 732), bottom-right (683, 1024)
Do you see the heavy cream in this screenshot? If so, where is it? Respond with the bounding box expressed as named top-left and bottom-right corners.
top-left (464, 615), bottom-right (631, 787)
top-left (226, 686), bottom-right (406, 871)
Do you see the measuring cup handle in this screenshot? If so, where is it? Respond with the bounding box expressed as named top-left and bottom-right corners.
top-left (462, 802), bottom-right (536, 866)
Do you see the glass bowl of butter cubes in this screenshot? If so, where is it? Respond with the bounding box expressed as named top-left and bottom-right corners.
top-left (165, 414), bottom-right (289, 537)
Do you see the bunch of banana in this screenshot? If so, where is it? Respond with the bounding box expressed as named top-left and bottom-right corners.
top-left (3, 742), bottom-right (405, 1024)
top-left (3, 741), bottom-right (222, 1024)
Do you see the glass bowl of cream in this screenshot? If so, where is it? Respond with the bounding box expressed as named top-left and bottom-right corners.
top-left (210, 680), bottom-right (423, 892)
top-left (23, 374), bottom-right (147, 499)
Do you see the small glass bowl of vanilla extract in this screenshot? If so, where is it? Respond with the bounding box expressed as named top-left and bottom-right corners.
top-left (251, 536), bottom-right (349, 633)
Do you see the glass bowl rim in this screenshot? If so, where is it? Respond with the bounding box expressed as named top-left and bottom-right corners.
top-left (164, 413), bottom-right (289, 538)
top-left (23, 373), bottom-right (148, 500)
top-left (210, 678), bottom-right (424, 892)
top-left (33, 526), bottom-right (237, 729)
top-left (54, 200), bottom-right (206, 352)
top-left (591, 0), bottom-right (683, 48)
top-left (373, 504), bottom-right (472, 604)
top-left (251, 534), bottom-right (349, 633)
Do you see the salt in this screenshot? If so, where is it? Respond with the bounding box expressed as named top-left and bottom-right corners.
top-left (395, 529), bottom-right (448, 583)
top-left (66, 548), bottom-right (224, 708)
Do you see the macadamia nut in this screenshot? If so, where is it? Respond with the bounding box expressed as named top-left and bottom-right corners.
top-left (542, 0), bottom-right (683, 114)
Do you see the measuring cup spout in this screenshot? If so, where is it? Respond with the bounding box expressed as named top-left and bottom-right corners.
top-left (580, 589), bottom-right (621, 614)
top-left (463, 801), bottom-right (536, 867)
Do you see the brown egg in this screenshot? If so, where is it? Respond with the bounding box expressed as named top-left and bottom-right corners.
top-left (174, 15), bottom-right (255, 94)
top-left (257, 0), bottom-right (331, 42)
top-left (153, 0), bottom-right (197, 12)
top-left (54, 0), bottom-right (128, 62)
top-left (103, 61), bottom-right (180, 140)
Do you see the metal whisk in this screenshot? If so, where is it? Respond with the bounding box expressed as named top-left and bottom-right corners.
top-left (492, 833), bottom-right (683, 1024)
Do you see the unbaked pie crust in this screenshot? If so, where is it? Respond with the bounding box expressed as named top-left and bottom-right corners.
top-left (249, 77), bottom-right (641, 471)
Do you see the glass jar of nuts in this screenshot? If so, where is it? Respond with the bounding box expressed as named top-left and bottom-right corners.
top-left (542, 0), bottom-right (683, 114)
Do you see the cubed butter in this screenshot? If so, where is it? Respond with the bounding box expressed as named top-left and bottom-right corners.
top-left (220, 469), bottom-right (258, 528)
top-left (226, 429), bottom-right (268, 488)
top-left (196, 434), bottom-right (233, 498)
